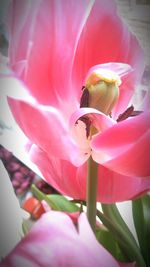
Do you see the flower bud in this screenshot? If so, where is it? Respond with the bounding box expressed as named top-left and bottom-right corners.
top-left (84, 69), bottom-right (121, 115)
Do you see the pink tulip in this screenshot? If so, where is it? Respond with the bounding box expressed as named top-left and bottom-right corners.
top-left (0, 211), bottom-right (136, 267)
top-left (3, 0), bottom-right (150, 202)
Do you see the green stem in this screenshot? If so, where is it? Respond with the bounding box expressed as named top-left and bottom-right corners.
top-left (86, 157), bottom-right (98, 233)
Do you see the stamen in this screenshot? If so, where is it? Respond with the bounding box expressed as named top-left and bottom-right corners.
top-left (117, 105), bottom-right (143, 122)
top-left (79, 116), bottom-right (92, 138)
top-left (80, 87), bottom-right (89, 108)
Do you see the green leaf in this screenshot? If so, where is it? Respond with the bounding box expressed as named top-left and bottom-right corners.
top-left (31, 184), bottom-right (80, 212)
top-left (46, 194), bottom-right (80, 212)
top-left (22, 219), bottom-right (35, 236)
top-left (97, 209), bottom-right (146, 267)
top-left (101, 204), bottom-right (137, 245)
top-left (132, 194), bottom-right (150, 266)
top-left (96, 226), bottom-right (126, 261)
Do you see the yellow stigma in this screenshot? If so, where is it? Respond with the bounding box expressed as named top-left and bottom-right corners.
top-left (86, 69), bottom-right (121, 88)
top-left (85, 69), bottom-right (121, 115)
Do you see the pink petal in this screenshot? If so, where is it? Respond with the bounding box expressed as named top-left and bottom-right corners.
top-left (0, 211), bottom-right (119, 267)
top-left (91, 111), bottom-right (150, 177)
top-left (85, 63), bottom-right (132, 81)
top-left (70, 107), bottom-right (116, 164)
top-left (96, 166), bottom-right (150, 203)
top-left (69, 108), bottom-right (116, 165)
top-left (8, 0), bottom-right (94, 106)
top-left (78, 213), bottom-right (118, 267)
top-left (29, 145), bottom-right (150, 203)
top-left (8, 97), bottom-right (78, 162)
top-left (72, 0), bottom-right (144, 110)
top-left (70, 107), bottom-right (116, 132)
top-left (29, 144), bottom-right (87, 198)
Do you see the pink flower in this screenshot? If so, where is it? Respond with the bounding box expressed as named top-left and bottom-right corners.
top-left (2, 0), bottom-right (150, 202)
top-left (0, 211), bottom-right (136, 267)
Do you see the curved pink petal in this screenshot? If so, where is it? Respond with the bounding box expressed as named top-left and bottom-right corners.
top-left (69, 108), bottom-right (116, 165)
top-left (70, 107), bottom-right (116, 131)
top-left (72, 0), bottom-right (144, 112)
top-left (8, 97), bottom-right (79, 162)
top-left (77, 213), bottom-right (119, 267)
top-left (8, 0), bottom-right (94, 106)
top-left (99, 130), bottom-right (150, 177)
top-left (29, 144), bottom-right (87, 198)
top-left (91, 111), bottom-right (150, 177)
top-left (29, 145), bottom-right (150, 203)
top-left (96, 166), bottom-right (150, 203)
top-left (0, 211), bottom-right (119, 267)
top-left (85, 63), bottom-right (132, 81)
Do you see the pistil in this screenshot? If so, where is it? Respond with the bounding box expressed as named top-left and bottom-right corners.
top-left (81, 67), bottom-right (122, 232)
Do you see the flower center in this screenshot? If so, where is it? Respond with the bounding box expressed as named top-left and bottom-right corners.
top-left (79, 68), bottom-right (122, 140)
top-left (80, 68), bottom-right (121, 115)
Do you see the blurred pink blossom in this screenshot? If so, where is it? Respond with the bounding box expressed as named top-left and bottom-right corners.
top-left (0, 211), bottom-right (137, 267)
